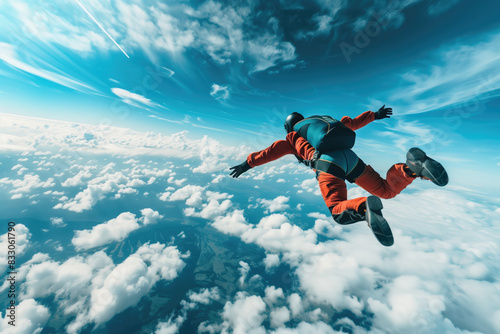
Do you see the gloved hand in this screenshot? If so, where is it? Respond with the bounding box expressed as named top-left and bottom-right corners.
top-left (374, 105), bottom-right (393, 120)
top-left (229, 161), bottom-right (252, 178)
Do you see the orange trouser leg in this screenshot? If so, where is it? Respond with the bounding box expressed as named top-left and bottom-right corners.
top-left (354, 164), bottom-right (415, 199)
top-left (318, 164), bottom-right (416, 224)
top-left (318, 172), bottom-right (367, 224)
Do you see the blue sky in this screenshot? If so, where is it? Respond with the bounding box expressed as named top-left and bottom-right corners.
top-left (1, 0), bottom-right (499, 191)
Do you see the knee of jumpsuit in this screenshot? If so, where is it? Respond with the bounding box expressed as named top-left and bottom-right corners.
top-left (286, 131), bottom-right (315, 161)
top-left (355, 164), bottom-right (415, 199)
top-left (317, 172), bottom-right (367, 213)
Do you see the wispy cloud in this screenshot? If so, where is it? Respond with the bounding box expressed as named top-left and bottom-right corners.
top-left (148, 114), bottom-right (183, 124)
top-left (427, 0), bottom-right (462, 16)
top-left (375, 119), bottom-right (451, 152)
top-left (111, 87), bottom-right (164, 109)
top-left (0, 43), bottom-right (97, 94)
top-left (386, 31), bottom-right (500, 115)
top-left (73, 0), bottom-right (129, 58)
top-left (25, 0), bottom-right (295, 73)
top-left (6, 1), bottom-right (110, 54)
top-left (210, 83), bottom-right (230, 101)
top-left (161, 67), bottom-right (175, 77)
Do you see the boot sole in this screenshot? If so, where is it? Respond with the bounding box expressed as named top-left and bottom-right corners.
top-left (421, 158), bottom-right (448, 187)
top-left (366, 196), bottom-right (394, 247)
top-left (407, 148), bottom-right (448, 187)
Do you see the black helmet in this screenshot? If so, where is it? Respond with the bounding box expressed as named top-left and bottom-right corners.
top-left (284, 112), bottom-right (304, 133)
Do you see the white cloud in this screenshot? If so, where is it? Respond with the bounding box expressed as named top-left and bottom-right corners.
top-left (309, 212), bottom-right (342, 238)
top-left (71, 212), bottom-right (138, 249)
top-left (263, 253), bottom-right (281, 271)
top-left (155, 316), bottom-right (184, 334)
top-left (11, 164), bottom-right (28, 175)
top-left (184, 190), bottom-right (234, 220)
top-left (0, 114), bottom-right (243, 183)
top-left (155, 287), bottom-right (220, 334)
top-left (0, 224), bottom-right (31, 273)
top-left (296, 252), bottom-right (373, 316)
top-left (188, 287), bottom-right (220, 305)
top-left (270, 306), bottom-right (291, 328)
top-left (167, 175), bottom-right (187, 186)
top-left (375, 119), bottom-right (450, 152)
top-left (111, 87), bottom-right (161, 109)
top-left (14, 243), bottom-right (187, 334)
top-left (193, 136), bottom-right (242, 173)
top-left (61, 170), bottom-right (92, 187)
top-left (257, 196), bottom-right (290, 213)
top-left (50, 217), bottom-right (66, 227)
top-left (7, 1), bottom-right (110, 54)
top-left (270, 321), bottom-right (339, 334)
top-left (386, 31), bottom-right (500, 115)
top-left (160, 184), bottom-right (206, 206)
top-left (0, 113), bottom-right (195, 157)
top-left (220, 292), bottom-right (267, 334)
top-left (211, 174), bottom-right (226, 183)
top-left (55, 170), bottom-right (154, 212)
top-left (141, 208), bottom-right (163, 225)
top-left (213, 211), bottom-right (323, 266)
top-left (367, 275), bottom-right (458, 333)
top-left (0, 174), bottom-right (55, 198)
top-left (287, 293), bottom-right (304, 318)
top-left (295, 178), bottom-right (321, 196)
top-left (0, 299), bottom-right (50, 334)
top-left (85, 244), bottom-right (186, 329)
top-left (72, 209), bottom-right (162, 250)
top-left (0, 42), bottom-right (97, 94)
top-left (212, 209), bottom-right (252, 236)
top-left (264, 286), bottom-right (285, 306)
top-left (248, 36), bottom-right (295, 73)
top-left (118, 1), bottom-right (296, 72)
top-left (258, 214), bottom-right (289, 229)
top-left (205, 176), bottom-right (500, 333)
top-left (238, 261), bottom-right (250, 286)
top-left (55, 172), bottom-right (128, 212)
top-left (210, 83), bottom-right (230, 101)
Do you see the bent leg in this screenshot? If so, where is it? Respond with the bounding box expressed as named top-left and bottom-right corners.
top-left (318, 172), bottom-right (366, 225)
top-left (355, 164), bottom-right (415, 199)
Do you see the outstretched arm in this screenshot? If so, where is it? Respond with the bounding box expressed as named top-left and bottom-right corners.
top-left (230, 140), bottom-right (295, 178)
top-left (341, 105), bottom-right (393, 131)
top-left (247, 140), bottom-right (295, 167)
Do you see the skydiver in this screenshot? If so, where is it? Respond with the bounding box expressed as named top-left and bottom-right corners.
top-left (229, 107), bottom-right (448, 246)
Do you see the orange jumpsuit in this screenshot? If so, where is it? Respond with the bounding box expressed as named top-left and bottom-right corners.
top-left (246, 111), bottom-right (416, 224)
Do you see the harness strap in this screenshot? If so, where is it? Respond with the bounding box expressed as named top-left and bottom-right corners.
top-left (345, 159), bottom-right (366, 183)
top-left (302, 151), bottom-right (367, 183)
top-left (302, 150), bottom-right (321, 167)
top-left (314, 159), bottom-right (347, 180)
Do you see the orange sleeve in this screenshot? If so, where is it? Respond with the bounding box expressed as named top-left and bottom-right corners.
top-left (286, 131), bottom-right (315, 161)
top-left (340, 111), bottom-right (375, 131)
top-left (247, 140), bottom-right (295, 167)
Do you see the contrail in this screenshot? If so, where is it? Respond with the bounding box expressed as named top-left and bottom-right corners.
top-left (73, 0), bottom-right (130, 58)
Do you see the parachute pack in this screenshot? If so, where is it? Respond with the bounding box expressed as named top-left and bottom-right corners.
top-left (293, 115), bottom-right (356, 152)
top-left (293, 116), bottom-right (360, 180)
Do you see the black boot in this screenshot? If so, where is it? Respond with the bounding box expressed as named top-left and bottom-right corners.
top-left (406, 147), bottom-right (448, 187)
top-left (365, 196), bottom-right (394, 247)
